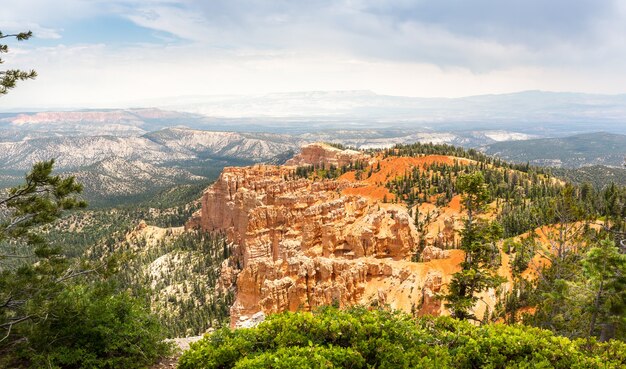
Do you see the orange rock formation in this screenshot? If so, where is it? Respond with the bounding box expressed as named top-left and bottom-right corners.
top-left (285, 142), bottom-right (371, 168)
top-left (192, 143), bottom-right (512, 326)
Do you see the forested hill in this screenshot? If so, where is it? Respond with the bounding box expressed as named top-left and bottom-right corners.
top-left (484, 132), bottom-right (626, 168)
top-left (552, 165), bottom-right (626, 188)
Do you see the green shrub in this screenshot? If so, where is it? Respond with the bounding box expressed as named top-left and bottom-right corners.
top-left (179, 307), bottom-right (626, 369)
top-left (11, 283), bottom-right (171, 368)
top-left (233, 346), bottom-right (365, 369)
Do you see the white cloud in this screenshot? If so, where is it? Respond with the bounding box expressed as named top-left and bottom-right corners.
top-left (124, 6), bottom-right (213, 42)
top-left (2, 0), bottom-right (626, 109)
top-left (4, 40), bottom-right (626, 111)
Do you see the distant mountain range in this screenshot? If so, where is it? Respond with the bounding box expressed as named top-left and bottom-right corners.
top-left (2, 90), bottom-right (625, 203)
top-left (0, 121), bottom-right (540, 183)
top-left (142, 90), bottom-right (626, 127)
top-left (0, 108), bottom-right (206, 139)
top-left (0, 128), bottom-right (301, 205)
top-left (72, 158), bottom-right (205, 200)
top-left (4, 90), bottom-right (626, 135)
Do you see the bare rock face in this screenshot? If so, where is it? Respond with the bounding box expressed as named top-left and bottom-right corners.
top-left (421, 245), bottom-right (448, 262)
top-left (184, 209), bottom-right (203, 230)
top-left (235, 311), bottom-right (266, 329)
top-left (419, 271), bottom-right (444, 316)
top-left (285, 142), bottom-right (371, 168)
top-left (196, 152), bottom-right (469, 325)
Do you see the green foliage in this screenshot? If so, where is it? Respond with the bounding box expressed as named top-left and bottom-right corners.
top-left (380, 141), bottom-right (625, 237)
top-left (179, 307), bottom-right (449, 369)
top-left (31, 178), bottom-right (228, 338)
top-left (0, 33), bottom-right (171, 367)
top-left (457, 171), bottom-right (490, 218)
top-left (10, 282), bottom-right (170, 369)
top-left (509, 235), bottom-right (537, 275)
top-left (527, 256), bottom-right (590, 338)
top-left (233, 346), bottom-right (365, 369)
top-left (379, 142), bottom-right (625, 333)
top-left (525, 236), bottom-right (626, 342)
top-left (179, 307), bottom-right (626, 369)
top-left (1, 160), bottom-right (87, 248)
top-left (1, 161), bottom-right (171, 368)
top-left (0, 30), bottom-right (37, 95)
top-left (136, 182), bottom-right (209, 210)
top-left (40, 183), bottom-right (203, 260)
top-left (81, 173), bottom-right (213, 209)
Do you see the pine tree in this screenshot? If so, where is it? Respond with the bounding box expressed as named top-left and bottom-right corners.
top-left (583, 238), bottom-right (626, 341)
top-left (1, 160), bottom-right (86, 345)
top-left (0, 30), bottom-right (37, 94)
top-left (442, 172), bottom-right (505, 321)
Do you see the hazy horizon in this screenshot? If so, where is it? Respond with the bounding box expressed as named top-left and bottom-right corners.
top-left (3, 88), bottom-right (626, 114)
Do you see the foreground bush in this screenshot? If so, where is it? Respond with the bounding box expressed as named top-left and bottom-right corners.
top-left (179, 307), bottom-right (626, 369)
top-left (5, 283), bottom-right (171, 369)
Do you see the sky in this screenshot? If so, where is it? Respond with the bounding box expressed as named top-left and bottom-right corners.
top-left (2, 0), bottom-right (626, 109)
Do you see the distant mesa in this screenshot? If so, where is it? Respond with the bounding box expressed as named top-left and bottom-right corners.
top-left (285, 142), bottom-right (372, 168)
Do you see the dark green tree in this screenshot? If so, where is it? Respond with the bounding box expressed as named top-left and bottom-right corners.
top-left (583, 238), bottom-right (626, 341)
top-left (0, 30), bottom-right (37, 95)
top-left (443, 172), bottom-right (504, 321)
top-left (1, 160), bottom-right (86, 345)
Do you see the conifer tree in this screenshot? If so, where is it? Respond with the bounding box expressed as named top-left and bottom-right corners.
top-left (0, 30), bottom-right (37, 94)
top-left (442, 172), bottom-right (504, 321)
top-left (583, 238), bottom-right (626, 341)
top-left (1, 160), bottom-right (86, 344)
